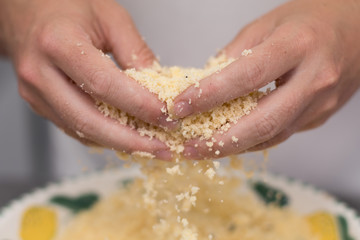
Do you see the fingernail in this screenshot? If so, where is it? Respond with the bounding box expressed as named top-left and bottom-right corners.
top-left (158, 115), bottom-right (179, 130)
top-left (183, 146), bottom-right (200, 160)
top-left (174, 101), bottom-right (193, 118)
top-left (154, 150), bottom-right (173, 161)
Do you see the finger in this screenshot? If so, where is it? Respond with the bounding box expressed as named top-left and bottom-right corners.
top-left (93, 1), bottom-right (156, 69)
top-left (41, 30), bottom-right (176, 129)
top-left (248, 99), bottom-right (336, 152)
top-left (182, 70), bottom-right (311, 160)
top-left (247, 130), bottom-right (293, 152)
top-left (20, 81), bottom-right (101, 147)
top-left (222, 17), bottom-right (276, 58)
top-left (173, 24), bottom-right (305, 118)
top-left (38, 64), bottom-right (172, 160)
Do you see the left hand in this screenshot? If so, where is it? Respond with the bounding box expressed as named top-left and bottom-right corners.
top-left (173, 0), bottom-right (360, 159)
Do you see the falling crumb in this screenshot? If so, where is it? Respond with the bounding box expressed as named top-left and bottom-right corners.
top-left (166, 165), bottom-right (183, 176)
top-left (198, 89), bottom-right (203, 98)
top-left (181, 218), bottom-right (189, 227)
top-left (204, 168), bottom-right (216, 180)
top-left (160, 106), bottom-right (167, 114)
top-left (213, 161), bottom-right (220, 169)
top-left (99, 49), bottom-right (105, 57)
top-left (241, 49), bottom-right (253, 56)
top-left (231, 136), bottom-right (239, 143)
top-left (219, 181), bottom-right (224, 185)
top-left (176, 193), bottom-right (185, 202)
top-left (76, 131), bottom-right (85, 138)
top-left (191, 186), bottom-right (200, 195)
top-left (206, 142), bottom-right (214, 148)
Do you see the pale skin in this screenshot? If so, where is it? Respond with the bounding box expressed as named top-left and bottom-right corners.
top-left (1, 0), bottom-right (360, 161)
top-left (173, 0), bottom-right (360, 159)
top-left (0, 0), bottom-right (176, 160)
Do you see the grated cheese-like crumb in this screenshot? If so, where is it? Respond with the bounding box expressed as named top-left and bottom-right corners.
top-left (213, 161), bottom-right (220, 169)
top-left (215, 150), bottom-right (220, 155)
top-left (231, 136), bottom-right (239, 143)
top-left (241, 49), bottom-right (253, 56)
top-left (166, 165), bottom-right (183, 176)
top-left (97, 55), bottom-right (264, 159)
top-left (218, 141), bottom-right (224, 147)
top-left (206, 142), bottom-right (214, 148)
top-left (181, 218), bottom-right (189, 227)
top-left (204, 168), bottom-right (216, 180)
top-left (132, 151), bottom-right (155, 160)
top-left (76, 131), bottom-right (85, 138)
top-left (191, 186), bottom-right (200, 195)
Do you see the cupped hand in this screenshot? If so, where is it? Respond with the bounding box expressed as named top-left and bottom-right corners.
top-left (174, 0), bottom-right (360, 159)
top-left (0, 0), bottom-right (175, 159)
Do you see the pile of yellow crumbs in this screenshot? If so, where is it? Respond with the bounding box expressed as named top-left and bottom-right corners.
top-left (97, 55), bottom-right (264, 155)
top-left (56, 56), bottom-right (317, 240)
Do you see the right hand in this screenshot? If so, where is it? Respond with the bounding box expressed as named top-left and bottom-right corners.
top-left (0, 0), bottom-right (175, 160)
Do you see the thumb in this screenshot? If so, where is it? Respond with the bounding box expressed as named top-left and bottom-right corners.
top-left (95, 1), bottom-right (156, 69)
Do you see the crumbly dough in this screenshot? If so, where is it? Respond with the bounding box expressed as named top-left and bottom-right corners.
top-left (97, 55), bottom-right (264, 156)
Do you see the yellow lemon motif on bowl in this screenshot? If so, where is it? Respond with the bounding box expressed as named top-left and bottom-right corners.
top-left (306, 211), bottom-right (355, 240)
top-left (20, 206), bottom-right (57, 240)
top-left (307, 211), bottom-right (338, 240)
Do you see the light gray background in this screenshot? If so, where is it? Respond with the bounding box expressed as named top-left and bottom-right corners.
top-left (1, 0), bottom-right (359, 210)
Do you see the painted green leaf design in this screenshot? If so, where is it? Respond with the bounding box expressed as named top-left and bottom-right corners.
top-left (252, 181), bottom-right (289, 207)
top-left (50, 193), bottom-right (99, 213)
top-left (337, 215), bottom-right (355, 240)
top-left (121, 178), bottom-right (134, 188)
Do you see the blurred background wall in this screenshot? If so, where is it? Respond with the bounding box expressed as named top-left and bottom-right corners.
top-left (1, 0), bottom-right (359, 210)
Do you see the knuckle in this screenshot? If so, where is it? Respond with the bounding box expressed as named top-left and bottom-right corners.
top-left (38, 23), bottom-right (60, 54)
top-left (130, 94), bottom-right (148, 118)
top-left (322, 96), bottom-right (339, 114)
top-left (87, 70), bottom-right (113, 97)
top-left (320, 65), bottom-right (340, 89)
top-left (17, 60), bottom-right (39, 86)
top-left (295, 24), bottom-right (318, 50)
top-left (240, 61), bottom-right (264, 90)
top-left (255, 113), bottom-right (279, 140)
top-left (314, 64), bottom-right (340, 93)
top-left (132, 42), bottom-right (155, 66)
top-left (73, 115), bottom-right (91, 136)
top-left (18, 84), bottom-right (33, 104)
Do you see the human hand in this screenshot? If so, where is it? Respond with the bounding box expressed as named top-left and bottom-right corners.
top-left (173, 0), bottom-right (360, 159)
top-left (0, 0), bottom-right (176, 159)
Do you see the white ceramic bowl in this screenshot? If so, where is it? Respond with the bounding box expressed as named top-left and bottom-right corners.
top-left (0, 168), bottom-right (359, 240)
